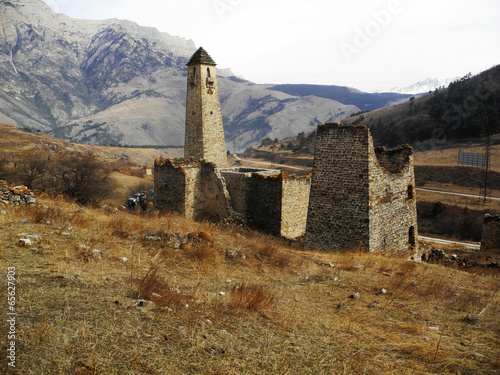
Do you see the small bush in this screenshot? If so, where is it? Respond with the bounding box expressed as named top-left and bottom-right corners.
top-left (137, 268), bottom-right (183, 307)
top-left (254, 244), bottom-right (291, 268)
top-left (230, 283), bottom-right (276, 312)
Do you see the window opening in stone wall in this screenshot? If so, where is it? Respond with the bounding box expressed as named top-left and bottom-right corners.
top-left (207, 67), bottom-right (211, 77)
top-left (190, 67), bottom-right (197, 85)
top-left (409, 226), bottom-right (415, 246)
top-left (407, 185), bottom-right (414, 200)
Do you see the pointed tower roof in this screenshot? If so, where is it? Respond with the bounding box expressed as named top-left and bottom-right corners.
top-left (187, 47), bottom-right (216, 66)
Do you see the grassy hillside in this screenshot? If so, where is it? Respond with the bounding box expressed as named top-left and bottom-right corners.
top-left (1, 120), bottom-right (499, 374)
top-left (344, 65), bottom-right (500, 148)
top-left (1, 196), bottom-right (499, 374)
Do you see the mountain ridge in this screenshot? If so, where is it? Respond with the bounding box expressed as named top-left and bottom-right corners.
top-left (1, 0), bottom-right (410, 149)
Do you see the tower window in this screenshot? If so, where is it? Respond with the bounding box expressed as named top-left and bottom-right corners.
top-left (409, 226), bottom-right (415, 246)
top-left (207, 67), bottom-right (211, 77)
top-left (407, 185), bottom-right (414, 200)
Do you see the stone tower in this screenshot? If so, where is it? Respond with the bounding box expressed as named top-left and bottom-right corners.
top-left (184, 47), bottom-right (228, 168)
top-left (305, 123), bottom-right (419, 259)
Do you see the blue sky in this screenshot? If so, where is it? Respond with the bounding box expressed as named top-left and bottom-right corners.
top-left (43, 0), bottom-right (500, 92)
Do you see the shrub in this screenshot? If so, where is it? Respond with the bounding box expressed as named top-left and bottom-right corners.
top-left (48, 153), bottom-right (114, 207)
top-left (137, 268), bottom-right (183, 307)
top-left (230, 283), bottom-right (276, 312)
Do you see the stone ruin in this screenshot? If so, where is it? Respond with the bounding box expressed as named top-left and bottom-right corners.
top-left (305, 123), bottom-right (419, 259)
top-left (480, 214), bottom-right (500, 253)
top-left (154, 48), bottom-right (419, 257)
top-left (0, 180), bottom-right (38, 207)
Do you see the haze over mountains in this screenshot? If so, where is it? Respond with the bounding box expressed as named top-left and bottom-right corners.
top-left (0, 0), bottom-right (413, 149)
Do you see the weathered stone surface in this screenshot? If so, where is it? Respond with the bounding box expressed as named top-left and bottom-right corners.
top-left (0, 184), bottom-right (38, 205)
top-left (305, 123), bottom-right (419, 258)
top-left (480, 214), bottom-right (500, 253)
top-left (185, 47), bottom-right (228, 168)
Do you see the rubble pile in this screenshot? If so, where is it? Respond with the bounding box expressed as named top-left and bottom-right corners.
top-left (0, 180), bottom-right (38, 206)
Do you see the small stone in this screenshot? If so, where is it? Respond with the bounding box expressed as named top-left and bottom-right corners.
top-left (118, 257), bottom-right (128, 262)
top-left (166, 239), bottom-right (181, 249)
top-left (19, 219), bottom-right (29, 224)
top-left (92, 249), bottom-right (102, 257)
top-left (428, 326), bottom-right (439, 331)
top-left (19, 238), bottom-right (32, 246)
top-left (73, 275), bottom-right (84, 281)
top-left (225, 279), bottom-right (232, 283)
top-left (378, 288), bottom-right (387, 295)
top-left (61, 232), bottom-right (71, 237)
top-left (368, 301), bottom-right (380, 308)
top-left (465, 314), bottom-right (478, 324)
top-left (26, 196), bottom-right (37, 204)
top-left (472, 352), bottom-right (485, 359)
top-left (42, 250), bottom-right (54, 255)
top-left (328, 263), bottom-right (334, 267)
top-left (353, 264), bottom-right (364, 270)
top-left (349, 292), bottom-right (360, 299)
top-left (219, 291), bottom-right (226, 296)
top-left (337, 302), bottom-right (347, 309)
top-left (26, 234), bottom-right (41, 243)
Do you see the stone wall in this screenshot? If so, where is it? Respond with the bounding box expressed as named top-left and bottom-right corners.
top-left (154, 158), bottom-right (231, 221)
top-left (246, 173), bottom-right (283, 236)
top-left (305, 123), bottom-right (419, 258)
top-left (281, 173), bottom-right (311, 240)
top-left (153, 157), bottom-right (194, 216)
top-left (480, 214), bottom-right (500, 252)
top-left (305, 124), bottom-right (370, 251)
top-left (369, 144), bottom-right (419, 258)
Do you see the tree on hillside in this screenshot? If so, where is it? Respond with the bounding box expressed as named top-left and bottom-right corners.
top-left (14, 153), bottom-right (49, 189)
top-left (48, 153), bottom-right (113, 207)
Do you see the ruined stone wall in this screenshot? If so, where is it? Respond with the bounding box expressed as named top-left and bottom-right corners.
top-left (369, 145), bottom-right (419, 259)
top-left (480, 214), bottom-right (500, 253)
top-left (200, 163), bottom-right (232, 221)
top-left (305, 124), bottom-right (371, 251)
top-left (154, 158), bottom-right (190, 215)
top-left (185, 62), bottom-right (227, 168)
top-left (281, 175), bottom-right (311, 239)
top-left (305, 123), bottom-right (419, 257)
top-left (221, 167), bottom-right (282, 214)
top-left (246, 173), bottom-right (283, 236)
top-left (154, 158), bottom-right (231, 221)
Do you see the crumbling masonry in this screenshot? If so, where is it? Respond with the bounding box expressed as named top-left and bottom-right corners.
top-left (304, 123), bottom-right (419, 258)
top-left (480, 214), bottom-right (500, 253)
top-left (154, 48), bottom-right (311, 239)
top-left (154, 48), bottom-right (419, 256)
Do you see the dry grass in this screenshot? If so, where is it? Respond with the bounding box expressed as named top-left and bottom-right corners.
top-left (1, 196), bottom-right (499, 374)
top-left (230, 283), bottom-right (276, 312)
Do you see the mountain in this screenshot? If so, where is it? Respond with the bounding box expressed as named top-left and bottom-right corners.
top-left (0, 0), bottom-right (409, 150)
top-left (344, 66), bottom-right (500, 148)
top-left (386, 77), bottom-right (460, 95)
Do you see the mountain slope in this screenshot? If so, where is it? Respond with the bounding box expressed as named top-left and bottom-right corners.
top-left (0, 0), bottom-right (407, 149)
top-left (344, 66), bottom-right (500, 147)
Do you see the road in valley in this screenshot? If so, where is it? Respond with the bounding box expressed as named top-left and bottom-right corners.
top-left (232, 154), bottom-right (307, 171)
top-left (419, 236), bottom-right (481, 250)
top-left (417, 188), bottom-right (500, 201)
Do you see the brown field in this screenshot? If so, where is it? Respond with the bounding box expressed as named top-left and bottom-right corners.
top-left (1, 197), bottom-right (499, 374)
top-left (1, 123), bottom-right (500, 373)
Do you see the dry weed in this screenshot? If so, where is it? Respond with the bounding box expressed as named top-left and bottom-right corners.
top-left (230, 283), bottom-right (276, 312)
top-left (137, 268), bottom-right (183, 307)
